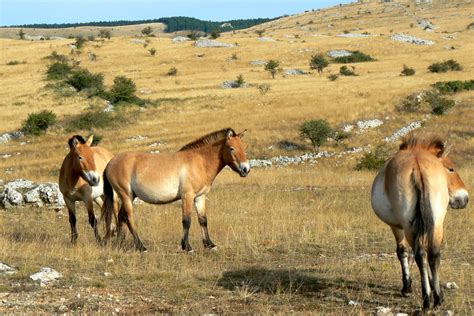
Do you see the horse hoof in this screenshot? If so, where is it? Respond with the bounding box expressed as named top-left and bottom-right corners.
top-left (187, 249), bottom-right (195, 255)
top-left (210, 246), bottom-right (218, 252)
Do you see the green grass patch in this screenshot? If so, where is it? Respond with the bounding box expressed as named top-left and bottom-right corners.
top-left (432, 80), bottom-right (474, 94)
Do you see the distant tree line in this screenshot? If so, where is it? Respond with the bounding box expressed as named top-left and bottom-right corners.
top-left (4, 17), bottom-right (275, 33)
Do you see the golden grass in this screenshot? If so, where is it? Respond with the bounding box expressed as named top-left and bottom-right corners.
top-left (0, 1), bottom-right (473, 313)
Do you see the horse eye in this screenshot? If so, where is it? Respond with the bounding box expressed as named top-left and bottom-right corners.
top-left (230, 147), bottom-right (235, 152)
top-left (78, 156), bottom-right (83, 160)
top-left (448, 168), bottom-right (454, 172)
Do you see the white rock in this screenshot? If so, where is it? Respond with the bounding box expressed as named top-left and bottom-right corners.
top-left (337, 33), bottom-right (371, 38)
top-left (126, 135), bottom-right (148, 142)
top-left (30, 267), bottom-right (62, 286)
top-left (284, 69), bottom-right (308, 75)
top-left (102, 100), bottom-right (114, 113)
top-left (195, 39), bottom-right (235, 48)
top-left (258, 37), bottom-right (275, 42)
top-left (390, 34), bottom-right (434, 45)
top-left (445, 282), bottom-right (459, 290)
top-left (356, 119), bottom-right (383, 130)
top-left (131, 39), bottom-right (147, 44)
top-left (375, 306), bottom-right (393, 315)
top-left (0, 262), bottom-right (17, 275)
top-left (348, 300), bottom-right (359, 306)
top-left (250, 60), bottom-right (267, 66)
top-left (172, 36), bottom-right (190, 43)
top-left (327, 50), bottom-right (352, 58)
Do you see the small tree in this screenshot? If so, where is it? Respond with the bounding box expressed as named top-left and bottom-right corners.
top-left (18, 29), bottom-right (25, 40)
top-left (109, 75), bottom-right (140, 104)
top-left (339, 65), bottom-right (357, 76)
top-left (167, 67), bottom-right (178, 76)
top-left (255, 29), bottom-right (265, 37)
top-left (74, 36), bottom-right (86, 49)
top-left (401, 65), bottom-right (415, 76)
top-left (141, 26), bottom-right (153, 36)
top-left (265, 60), bottom-right (280, 79)
top-left (22, 110), bottom-right (57, 135)
top-left (46, 62), bottom-right (72, 80)
top-left (310, 54), bottom-right (329, 74)
top-left (236, 74), bottom-right (245, 87)
top-left (148, 48), bottom-right (156, 56)
top-left (299, 119), bottom-right (333, 152)
top-left (187, 31), bottom-right (199, 41)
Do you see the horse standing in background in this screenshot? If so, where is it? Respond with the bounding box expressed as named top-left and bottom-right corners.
top-left (59, 135), bottom-right (114, 244)
top-left (371, 135), bottom-right (468, 311)
top-left (102, 128), bottom-right (250, 252)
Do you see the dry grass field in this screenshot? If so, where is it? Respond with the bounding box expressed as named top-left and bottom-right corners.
top-left (0, 1), bottom-right (473, 314)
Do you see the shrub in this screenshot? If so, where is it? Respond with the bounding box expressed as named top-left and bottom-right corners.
top-left (299, 119), bottom-right (333, 151)
top-left (187, 31), bottom-right (199, 41)
top-left (257, 84), bottom-right (271, 95)
top-left (236, 74), bottom-right (246, 87)
top-left (210, 30), bottom-right (221, 39)
top-left (401, 65), bottom-right (415, 76)
top-left (18, 29), bottom-right (25, 40)
top-left (255, 30), bottom-right (265, 37)
top-left (98, 29), bottom-right (111, 39)
top-left (356, 145), bottom-right (389, 171)
top-left (339, 65), bottom-right (357, 76)
top-left (6, 60), bottom-right (26, 65)
top-left (45, 81), bottom-right (77, 97)
top-left (68, 110), bottom-right (114, 130)
top-left (167, 67), bottom-right (178, 76)
top-left (231, 53), bottom-right (238, 60)
top-left (66, 68), bottom-right (104, 96)
top-left (87, 35), bottom-right (95, 41)
top-left (74, 36), bottom-right (87, 49)
top-left (398, 92), bottom-right (423, 112)
top-left (265, 60), bottom-right (280, 79)
top-left (333, 51), bottom-right (375, 63)
top-left (44, 51), bottom-right (69, 63)
top-left (467, 22), bottom-right (474, 30)
top-left (310, 54), bottom-right (329, 74)
top-left (428, 60), bottom-right (462, 73)
top-left (426, 92), bottom-right (455, 115)
top-left (148, 48), bottom-right (156, 56)
top-left (328, 74), bottom-right (338, 81)
top-left (46, 62), bottom-right (72, 80)
top-left (333, 130), bottom-right (350, 143)
top-left (108, 75), bottom-right (143, 105)
top-left (22, 110), bottom-right (57, 135)
top-left (432, 80), bottom-right (474, 94)
top-left (141, 26), bottom-right (153, 36)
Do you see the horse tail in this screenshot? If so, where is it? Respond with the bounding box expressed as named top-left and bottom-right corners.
top-left (101, 168), bottom-right (115, 234)
top-left (412, 164), bottom-right (434, 251)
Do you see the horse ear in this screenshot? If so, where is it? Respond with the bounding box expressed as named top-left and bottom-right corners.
top-left (399, 142), bottom-right (408, 151)
top-left (237, 129), bottom-right (247, 138)
top-left (68, 136), bottom-right (80, 150)
top-left (429, 139), bottom-right (445, 158)
top-left (85, 135), bottom-right (94, 146)
top-left (226, 129), bottom-right (235, 139)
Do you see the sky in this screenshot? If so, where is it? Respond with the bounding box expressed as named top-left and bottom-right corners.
top-left (0, 0), bottom-right (353, 26)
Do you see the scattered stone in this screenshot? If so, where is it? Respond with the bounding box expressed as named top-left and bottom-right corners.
top-left (337, 33), bottom-right (371, 38)
top-left (444, 282), bottom-right (459, 290)
top-left (384, 120), bottom-right (426, 143)
top-left (1, 154), bottom-right (12, 159)
top-left (342, 124), bottom-right (354, 132)
top-left (194, 39), bottom-right (235, 48)
top-left (418, 19), bottom-right (438, 31)
top-left (284, 69), bottom-right (308, 75)
top-left (150, 150), bottom-right (160, 154)
top-left (0, 262), bottom-right (17, 275)
top-left (395, 313), bottom-right (409, 316)
top-left (172, 36), bottom-right (190, 43)
top-left (0, 131), bottom-right (24, 145)
top-left (348, 300), bottom-right (360, 306)
top-left (250, 60), bottom-right (267, 66)
top-left (30, 267), bottom-right (62, 286)
top-left (221, 81), bottom-right (247, 89)
top-left (327, 50), bottom-right (353, 58)
top-left (103, 272), bottom-right (112, 277)
top-left (0, 179), bottom-right (65, 209)
top-left (258, 37), bottom-right (275, 42)
top-left (356, 119), bottom-right (383, 131)
top-left (278, 140), bottom-right (303, 151)
top-left (126, 135), bottom-right (148, 142)
top-left (390, 34), bottom-right (434, 45)
top-left (375, 306), bottom-right (393, 315)
top-left (444, 310), bottom-right (454, 316)
top-left (102, 100), bottom-right (114, 113)
top-left (130, 39), bottom-right (147, 45)
top-left (442, 34), bottom-right (456, 40)
top-left (24, 35), bottom-right (46, 41)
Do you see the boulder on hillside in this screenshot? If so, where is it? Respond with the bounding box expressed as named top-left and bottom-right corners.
top-left (0, 179), bottom-right (65, 209)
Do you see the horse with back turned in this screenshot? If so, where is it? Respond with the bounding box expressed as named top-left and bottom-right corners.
top-left (102, 128), bottom-right (250, 252)
top-left (371, 135), bottom-right (468, 311)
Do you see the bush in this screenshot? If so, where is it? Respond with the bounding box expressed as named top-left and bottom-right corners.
top-left (210, 30), bottom-right (220, 39)
top-left (428, 60), bottom-right (462, 73)
top-left (333, 130), bottom-right (350, 143)
top-left (235, 74), bottom-right (246, 87)
top-left (467, 22), bottom-right (474, 30)
top-left (45, 81), bottom-right (77, 97)
top-left (167, 67), bottom-right (178, 76)
top-left (66, 68), bottom-right (104, 96)
top-left (141, 26), bottom-right (153, 36)
top-left (398, 92), bottom-right (423, 112)
top-left (310, 54), bottom-right (329, 74)
top-left (339, 65), bottom-right (357, 76)
top-left (265, 60), bottom-right (280, 79)
top-left (401, 65), bottom-right (415, 76)
top-left (148, 48), bottom-right (156, 56)
top-left (68, 110), bottom-right (114, 130)
top-left (98, 29), bottom-right (111, 39)
top-left (187, 31), bottom-right (199, 41)
top-left (46, 62), bottom-right (72, 80)
top-left (44, 51), bottom-right (69, 63)
top-left (257, 84), bottom-right (271, 95)
top-left (108, 75), bottom-right (143, 105)
top-left (432, 80), bottom-right (474, 94)
top-left (426, 92), bottom-right (455, 115)
top-left (333, 51), bottom-right (375, 63)
top-left (255, 30), bottom-right (265, 37)
top-left (18, 29), bottom-right (25, 40)
top-left (87, 35), bottom-right (95, 41)
top-left (231, 53), bottom-right (238, 60)
top-left (75, 36), bottom-right (87, 49)
top-left (328, 74), bottom-right (338, 81)
top-left (299, 119), bottom-right (333, 151)
top-left (356, 145), bottom-right (389, 171)
top-left (22, 110), bottom-right (57, 135)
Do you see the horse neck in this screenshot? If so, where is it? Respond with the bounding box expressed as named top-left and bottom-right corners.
top-left (195, 140), bottom-right (227, 182)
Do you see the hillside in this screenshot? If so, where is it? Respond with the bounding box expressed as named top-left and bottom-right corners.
top-left (0, 1), bottom-right (473, 314)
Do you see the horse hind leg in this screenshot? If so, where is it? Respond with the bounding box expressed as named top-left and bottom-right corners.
top-left (120, 193), bottom-right (147, 252)
top-left (85, 198), bottom-right (101, 244)
top-left (414, 241), bottom-right (432, 311)
top-left (428, 229), bottom-right (444, 308)
top-left (181, 192), bottom-right (195, 253)
top-left (391, 226), bottom-right (412, 297)
top-left (194, 195), bottom-right (216, 250)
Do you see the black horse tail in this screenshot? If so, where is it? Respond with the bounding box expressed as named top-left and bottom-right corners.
top-left (412, 166), bottom-right (434, 252)
top-left (101, 168), bottom-right (115, 236)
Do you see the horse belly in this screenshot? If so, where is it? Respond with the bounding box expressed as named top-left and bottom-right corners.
top-left (371, 173), bottom-right (399, 226)
top-left (132, 179), bottom-right (179, 204)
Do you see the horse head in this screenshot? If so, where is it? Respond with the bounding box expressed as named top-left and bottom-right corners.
top-left (223, 129), bottom-right (250, 177)
top-left (68, 135), bottom-right (100, 186)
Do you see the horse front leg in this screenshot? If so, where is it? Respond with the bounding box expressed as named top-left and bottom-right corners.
top-left (65, 199), bottom-right (78, 244)
top-left (195, 195), bottom-right (216, 250)
top-left (181, 193), bottom-right (194, 253)
top-left (85, 198), bottom-right (101, 244)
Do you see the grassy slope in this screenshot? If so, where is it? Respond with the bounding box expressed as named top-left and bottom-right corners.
top-left (0, 2), bottom-right (473, 314)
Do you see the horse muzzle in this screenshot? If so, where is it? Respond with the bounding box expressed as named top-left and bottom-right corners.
top-left (450, 190), bottom-right (469, 209)
top-left (83, 171), bottom-right (100, 186)
top-left (239, 163), bottom-right (251, 177)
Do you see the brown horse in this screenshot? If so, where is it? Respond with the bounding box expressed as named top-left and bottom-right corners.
top-left (371, 135), bottom-right (468, 311)
top-left (59, 135), bottom-right (114, 244)
top-left (102, 128), bottom-right (250, 252)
